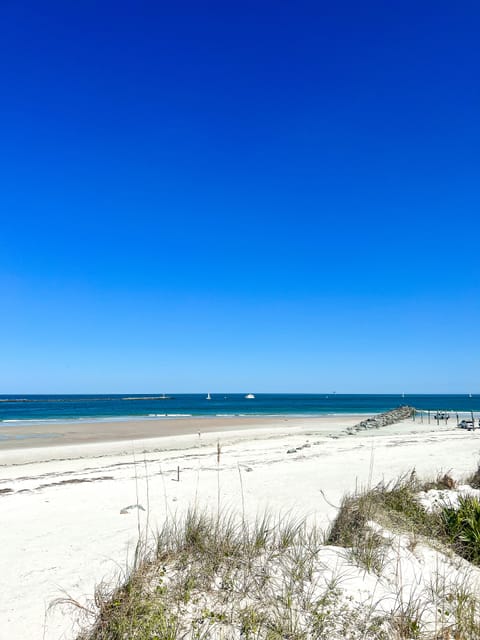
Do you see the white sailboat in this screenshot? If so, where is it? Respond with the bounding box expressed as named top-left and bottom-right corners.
top-left (206, 393), bottom-right (212, 400)
top-left (245, 393), bottom-right (255, 399)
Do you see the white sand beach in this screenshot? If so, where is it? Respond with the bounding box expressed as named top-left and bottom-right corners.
top-left (1, 413), bottom-right (480, 640)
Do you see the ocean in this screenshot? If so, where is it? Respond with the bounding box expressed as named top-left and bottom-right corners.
top-left (1, 394), bottom-right (479, 424)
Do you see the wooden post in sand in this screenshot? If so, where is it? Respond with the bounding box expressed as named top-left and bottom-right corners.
top-left (428, 410), bottom-right (430, 424)
top-left (436, 411), bottom-right (440, 426)
top-left (177, 465), bottom-right (180, 482)
top-left (456, 412), bottom-right (459, 426)
top-left (471, 411), bottom-right (475, 431)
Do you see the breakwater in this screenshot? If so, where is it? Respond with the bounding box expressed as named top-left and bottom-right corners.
top-left (346, 405), bottom-right (415, 434)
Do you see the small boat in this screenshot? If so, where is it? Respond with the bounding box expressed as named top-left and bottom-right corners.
top-left (245, 393), bottom-right (255, 399)
top-left (206, 393), bottom-right (212, 400)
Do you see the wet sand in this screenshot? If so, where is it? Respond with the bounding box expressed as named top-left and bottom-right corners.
top-left (0, 414), bottom-right (363, 451)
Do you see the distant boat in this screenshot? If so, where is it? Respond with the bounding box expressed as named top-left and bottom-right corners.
top-left (469, 393), bottom-right (473, 398)
top-left (206, 393), bottom-right (212, 400)
top-left (245, 393), bottom-right (255, 399)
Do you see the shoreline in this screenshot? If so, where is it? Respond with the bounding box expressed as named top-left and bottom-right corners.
top-left (0, 407), bottom-right (472, 455)
top-left (0, 414), bottom-right (367, 455)
top-left (0, 410), bottom-right (374, 428)
top-left (0, 414), bottom-right (376, 468)
top-left (0, 409), bottom-right (371, 423)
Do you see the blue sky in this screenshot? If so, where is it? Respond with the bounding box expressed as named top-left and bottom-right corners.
top-left (1, 1), bottom-right (479, 393)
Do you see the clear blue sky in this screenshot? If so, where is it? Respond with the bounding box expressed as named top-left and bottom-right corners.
top-left (1, 1), bottom-right (479, 393)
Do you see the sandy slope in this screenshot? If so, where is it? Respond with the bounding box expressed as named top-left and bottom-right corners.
top-left (1, 414), bottom-right (479, 640)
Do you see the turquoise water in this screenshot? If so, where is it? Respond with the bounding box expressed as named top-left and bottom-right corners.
top-left (1, 394), bottom-right (479, 424)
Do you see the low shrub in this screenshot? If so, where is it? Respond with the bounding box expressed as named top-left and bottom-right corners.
top-left (441, 496), bottom-right (480, 564)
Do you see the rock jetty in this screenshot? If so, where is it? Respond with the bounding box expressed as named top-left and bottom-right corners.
top-left (346, 405), bottom-right (415, 434)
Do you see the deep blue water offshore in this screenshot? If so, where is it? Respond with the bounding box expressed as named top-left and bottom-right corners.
top-left (1, 394), bottom-right (479, 424)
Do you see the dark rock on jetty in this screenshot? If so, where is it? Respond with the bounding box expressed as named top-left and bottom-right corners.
top-left (346, 405), bottom-right (415, 435)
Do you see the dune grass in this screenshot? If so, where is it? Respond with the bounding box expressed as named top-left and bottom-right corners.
top-left (70, 468), bottom-right (480, 640)
top-left (327, 470), bottom-right (480, 571)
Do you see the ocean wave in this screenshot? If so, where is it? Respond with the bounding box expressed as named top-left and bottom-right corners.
top-left (123, 396), bottom-right (174, 400)
top-left (147, 413), bottom-right (192, 418)
top-left (1, 418), bottom-right (56, 423)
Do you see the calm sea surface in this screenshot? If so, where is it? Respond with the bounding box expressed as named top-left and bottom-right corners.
top-left (1, 394), bottom-right (479, 424)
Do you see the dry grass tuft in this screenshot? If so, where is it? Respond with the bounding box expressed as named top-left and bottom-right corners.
top-left (465, 464), bottom-right (480, 489)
